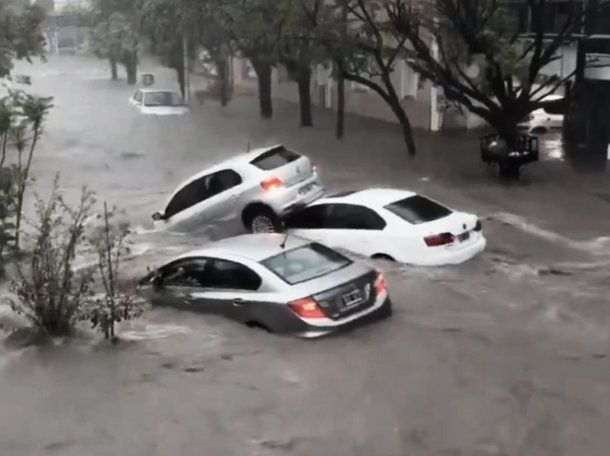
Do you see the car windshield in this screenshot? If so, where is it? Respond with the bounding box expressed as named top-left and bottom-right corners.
top-left (143, 91), bottom-right (183, 107)
top-left (384, 195), bottom-right (452, 224)
top-left (250, 146), bottom-right (300, 170)
top-left (261, 242), bottom-right (352, 285)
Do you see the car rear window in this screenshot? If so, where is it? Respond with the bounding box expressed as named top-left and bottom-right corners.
top-left (250, 147), bottom-right (300, 170)
top-left (384, 195), bottom-right (452, 224)
top-left (261, 242), bottom-right (352, 285)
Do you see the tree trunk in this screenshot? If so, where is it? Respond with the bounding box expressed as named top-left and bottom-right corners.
top-left (251, 60), bottom-right (273, 119)
top-left (217, 58), bottom-right (229, 107)
top-left (336, 72), bottom-right (345, 138)
top-left (380, 70), bottom-right (416, 156)
top-left (124, 51), bottom-right (138, 85)
top-left (336, 0), bottom-right (348, 139)
top-left (176, 64), bottom-right (186, 99)
top-left (297, 66), bottom-right (313, 127)
top-left (109, 57), bottom-right (118, 81)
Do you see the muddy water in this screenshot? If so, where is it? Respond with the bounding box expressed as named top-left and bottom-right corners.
top-left (1, 55), bottom-right (609, 456)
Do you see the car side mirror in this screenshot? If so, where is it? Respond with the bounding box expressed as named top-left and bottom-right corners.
top-left (152, 274), bottom-right (163, 289)
top-left (152, 211), bottom-right (165, 221)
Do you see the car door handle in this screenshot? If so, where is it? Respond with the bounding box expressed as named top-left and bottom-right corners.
top-left (232, 298), bottom-right (246, 307)
top-left (228, 194), bottom-right (239, 200)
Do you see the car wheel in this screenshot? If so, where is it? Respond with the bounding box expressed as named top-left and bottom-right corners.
top-left (246, 208), bottom-right (280, 233)
top-left (531, 126), bottom-right (547, 134)
top-left (371, 254), bottom-right (396, 262)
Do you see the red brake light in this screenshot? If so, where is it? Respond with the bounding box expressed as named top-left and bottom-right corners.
top-left (374, 271), bottom-right (387, 296)
top-left (424, 233), bottom-right (455, 247)
top-left (288, 297), bottom-right (325, 319)
top-left (261, 176), bottom-right (284, 192)
top-left (474, 220), bottom-right (482, 231)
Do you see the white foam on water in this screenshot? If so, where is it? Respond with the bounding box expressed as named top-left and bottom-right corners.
top-left (120, 324), bottom-right (192, 341)
top-left (489, 212), bottom-right (610, 256)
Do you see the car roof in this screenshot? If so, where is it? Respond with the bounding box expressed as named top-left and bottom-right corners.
top-left (165, 144), bottom-right (287, 199)
top-left (176, 233), bottom-right (311, 263)
top-left (313, 188), bottom-right (417, 210)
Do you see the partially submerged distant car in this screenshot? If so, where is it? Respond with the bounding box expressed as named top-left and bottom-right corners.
top-left (152, 145), bottom-right (325, 233)
top-left (129, 89), bottom-right (189, 115)
top-left (137, 234), bottom-right (392, 337)
top-left (283, 188), bottom-right (486, 266)
top-left (518, 94), bottom-right (565, 134)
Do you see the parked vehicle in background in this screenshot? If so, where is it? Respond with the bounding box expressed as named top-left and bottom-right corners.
top-left (152, 145), bottom-right (325, 234)
top-left (137, 234), bottom-right (392, 337)
top-left (283, 188), bottom-right (486, 266)
top-left (518, 94), bottom-right (566, 134)
top-left (129, 89), bottom-right (190, 115)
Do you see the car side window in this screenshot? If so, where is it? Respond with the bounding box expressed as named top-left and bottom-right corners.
top-left (204, 259), bottom-right (261, 291)
top-left (164, 176), bottom-right (208, 219)
top-left (161, 259), bottom-right (208, 287)
top-left (203, 169), bottom-right (242, 199)
top-left (284, 205), bottom-right (329, 229)
top-left (325, 204), bottom-right (386, 230)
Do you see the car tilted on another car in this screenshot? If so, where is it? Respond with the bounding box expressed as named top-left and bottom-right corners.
top-left (283, 188), bottom-right (486, 266)
top-left (137, 234), bottom-right (392, 337)
top-left (152, 145), bottom-right (325, 234)
top-left (129, 89), bottom-right (190, 115)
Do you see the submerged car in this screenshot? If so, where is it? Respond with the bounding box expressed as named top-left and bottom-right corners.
top-left (152, 145), bottom-right (325, 233)
top-left (138, 234), bottom-right (392, 337)
top-left (283, 188), bottom-right (486, 266)
top-left (129, 89), bottom-right (189, 115)
top-left (517, 94), bottom-right (565, 134)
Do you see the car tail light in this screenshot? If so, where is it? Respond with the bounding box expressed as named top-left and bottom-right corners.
top-left (424, 232), bottom-right (455, 247)
top-left (288, 297), bottom-right (325, 319)
top-left (261, 176), bottom-right (284, 192)
top-left (474, 220), bottom-right (482, 231)
top-left (374, 271), bottom-right (387, 296)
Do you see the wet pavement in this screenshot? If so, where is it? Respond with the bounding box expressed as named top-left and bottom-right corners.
top-left (0, 55), bottom-right (609, 456)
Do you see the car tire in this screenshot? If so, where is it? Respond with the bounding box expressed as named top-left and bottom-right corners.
top-left (371, 253), bottom-right (396, 262)
top-left (244, 207), bottom-right (281, 233)
top-left (531, 126), bottom-right (547, 134)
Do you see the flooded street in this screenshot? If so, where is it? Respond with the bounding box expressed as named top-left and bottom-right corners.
top-left (1, 56), bottom-right (609, 456)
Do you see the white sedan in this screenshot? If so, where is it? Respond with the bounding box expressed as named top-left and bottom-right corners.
top-left (283, 188), bottom-right (486, 266)
top-left (129, 89), bottom-right (190, 115)
top-left (518, 94), bottom-right (564, 134)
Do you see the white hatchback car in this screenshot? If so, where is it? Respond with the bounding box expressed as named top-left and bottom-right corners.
top-left (152, 145), bottom-right (325, 234)
top-left (129, 89), bottom-right (190, 115)
top-left (283, 188), bottom-right (486, 266)
top-left (518, 94), bottom-right (565, 134)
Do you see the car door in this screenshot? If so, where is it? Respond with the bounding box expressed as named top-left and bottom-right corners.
top-left (194, 169), bottom-right (244, 232)
top-left (153, 258), bottom-right (212, 310)
top-left (188, 258), bottom-right (263, 323)
top-left (284, 204), bottom-right (332, 244)
top-left (319, 204), bottom-right (387, 256)
top-left (161, 169), bottom-right (243, 233)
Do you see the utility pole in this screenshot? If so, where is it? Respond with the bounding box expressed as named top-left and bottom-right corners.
top-left (336, 0), bottom-right (348, 139)
top-left (183, 34), bottom-right (190, 103)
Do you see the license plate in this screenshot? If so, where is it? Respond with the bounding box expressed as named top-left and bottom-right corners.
top-left (458, 231), bottom-right (470, 242)
top-left (342, 289), bottom-right (363, 308)
top-left (299, 183), bottom-right (315, 195)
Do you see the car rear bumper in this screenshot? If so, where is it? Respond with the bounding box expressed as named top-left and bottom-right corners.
top-left (265, 175), bottom-right (325, 216)
top-left (292, 294), bottom-right (393, 338)
top-left (398, 234), bottom-right (487, 266)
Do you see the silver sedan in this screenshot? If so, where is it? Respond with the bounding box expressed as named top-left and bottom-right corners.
top-left (137, 234), bottom-right (392, 337)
